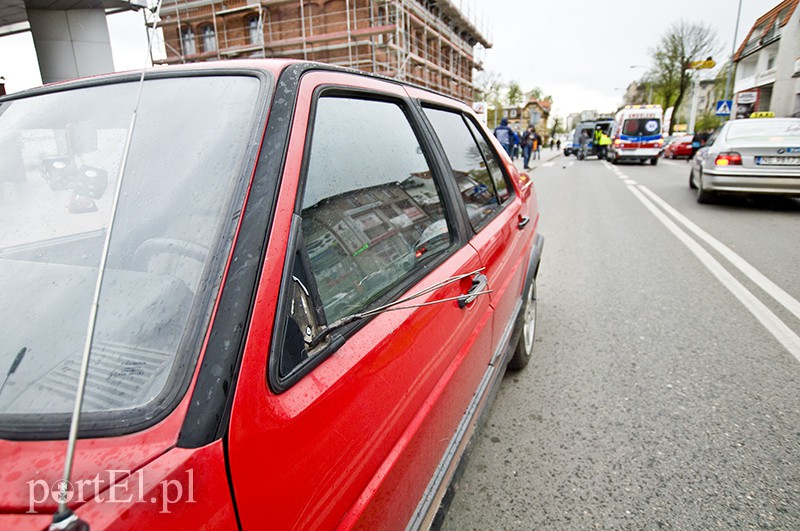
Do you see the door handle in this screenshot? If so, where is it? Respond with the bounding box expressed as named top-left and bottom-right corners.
top-left (517, 216), bottom-right (530, 230)
top-left (459, 273), bottom-right (489, 308)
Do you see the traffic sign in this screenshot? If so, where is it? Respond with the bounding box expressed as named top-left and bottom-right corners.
top-left (715, 100), bottom-right (732, 116)
top-left (689, 59), bottom-right (716, 70)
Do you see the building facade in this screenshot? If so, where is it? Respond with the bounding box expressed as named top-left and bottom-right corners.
top-left (158, 0), bottom-right (491, 103)
top-left (733, 0), bottom-right (800, 118)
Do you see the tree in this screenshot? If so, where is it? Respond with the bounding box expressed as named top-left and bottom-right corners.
top-left (473, 70), bottom-right (504, 127)
top-left (473, 70), bottom-right (503, 103)
top-left (526, 87), bottom-right (543, 101)
top-left (506, 81), bottom-right (524, 107)
top-left (649, 20), bottom-right (718, 134)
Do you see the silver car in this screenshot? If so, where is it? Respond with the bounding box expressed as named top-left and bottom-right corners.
top-left (689, 118), bottom-right (800, 203)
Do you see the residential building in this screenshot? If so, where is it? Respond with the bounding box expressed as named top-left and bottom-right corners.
top-left (733, 0), bottom-right (800, 118)
top-left (157, 0), bottom-right (491, 103)
top-left (502, 99), bottom-right (552, 137)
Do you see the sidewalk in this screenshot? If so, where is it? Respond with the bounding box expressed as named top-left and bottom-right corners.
top-left (511, 148), bottom-right (562, 173)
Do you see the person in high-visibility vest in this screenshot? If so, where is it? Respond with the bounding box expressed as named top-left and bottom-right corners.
top-left (593, 125), bottom-right (602, 157)
top-left (597, 132), bottom-right (612, 160)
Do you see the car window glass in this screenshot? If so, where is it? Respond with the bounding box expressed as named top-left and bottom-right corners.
top-left (280, 96), bottom-right (452, 378)
top-left (422, 107), bottom-right (503, 232)
top-left (465, 118), bottom-right (510, 204)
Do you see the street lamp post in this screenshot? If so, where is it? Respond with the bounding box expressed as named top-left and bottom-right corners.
top-left (725, 0), bottom-right (744, 118)
top-left (630, 65), bottom-right (652, 104)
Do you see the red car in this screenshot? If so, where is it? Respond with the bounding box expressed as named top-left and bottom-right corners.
top-left (0, 60), bottom-right (543, 529)
top-left (664, 135), bottom-right (694, 159)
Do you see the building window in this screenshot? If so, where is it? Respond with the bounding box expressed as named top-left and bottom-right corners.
top-left (767, 54), bottom-right (775, 71)
top-left (181, 26), bottom-right (196, 55)
top-left (201, 25), bottom-right (217, 53)
top-left (246, 15), bottom-right (262, 45)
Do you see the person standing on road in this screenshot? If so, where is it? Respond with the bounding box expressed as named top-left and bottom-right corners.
top-left (597, 131), bottom-right (612, 160)
top-left (521, 126), bottom-right (535, 170)
top-left (579, 129), bottom-right (590, 158)
top-left (690, 130), bottom-right (703, 159)
top-left (493, 118), bottom-right (513, 156)
top-left (533, 131), bottom-right (541, 160)
top-left (593, 126), bottom-right (602, 157)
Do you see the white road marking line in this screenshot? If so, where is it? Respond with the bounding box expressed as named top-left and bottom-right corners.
top-left (542, 161), bottom-right (555, 168)
top-left (624, 179), bottom-right (637, 185)
top-left (627, 185), bottom-right (800, 363)
top-left (567, 161), bottom-right (575, 168)
top-left (638, 185), bottom-right (800, 323)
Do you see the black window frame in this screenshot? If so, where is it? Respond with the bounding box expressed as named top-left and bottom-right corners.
top-left (418, 103), bottom-right (516, 236)
top-left (267, 85), bottom-right (467, 393)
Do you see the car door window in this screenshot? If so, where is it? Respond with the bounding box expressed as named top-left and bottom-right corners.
top-left (422, 107), bottom-right (510, 232)
top-left (277, 95), bottom-right (453, 380)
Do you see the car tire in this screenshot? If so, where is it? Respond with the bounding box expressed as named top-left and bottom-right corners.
top-left (650, 157), bottom-right (658, 166)
top-left (508, 277), bottom-right (537, 370)
top-left (689, 168), bottom-right (697, 189)
top-left (695, 171), bottom-right (715, 204)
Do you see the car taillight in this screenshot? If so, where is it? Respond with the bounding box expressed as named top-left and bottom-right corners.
top-left (614, 138), bottom-right (622, 146)
top-left (715, 152), bottom-right (742, 166)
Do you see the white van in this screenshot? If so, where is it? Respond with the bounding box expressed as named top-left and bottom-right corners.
top-left (610, 105), bottom-right (664, 165)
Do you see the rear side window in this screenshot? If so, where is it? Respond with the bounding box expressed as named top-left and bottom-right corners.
top-left (423, 108), bottom-right (510, 232)
top-left (277, 95), bottom-right (453, 380)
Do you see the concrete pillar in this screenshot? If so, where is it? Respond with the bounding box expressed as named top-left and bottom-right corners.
top-left (26, 9), bottom-right (114, 85)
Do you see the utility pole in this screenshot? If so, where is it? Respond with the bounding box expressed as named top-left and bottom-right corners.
top-left (725, 0), bottom-right (743, 115)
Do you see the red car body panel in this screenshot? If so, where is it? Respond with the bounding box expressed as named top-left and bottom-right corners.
top-left (1, 60), bottom-right (543, 529)
top-left (665, 137), bottom-right (694, 158)
top-left (226, 70), bottom-right (497, 529)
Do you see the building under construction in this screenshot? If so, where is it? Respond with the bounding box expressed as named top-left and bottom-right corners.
top-left (157, 0), bottom-right (491, 102)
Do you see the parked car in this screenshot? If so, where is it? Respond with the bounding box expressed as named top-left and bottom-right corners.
top-left (663, 135), bottom-right (694, 159)
top-left (0, 59), bottom-right (543, 529)
top-left (563, 139), bottom-right (575, 156)
top-left (690, 117), bottom-right (800, 203)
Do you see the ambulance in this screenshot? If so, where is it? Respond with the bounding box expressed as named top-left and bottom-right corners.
top-left (609, 104), bottom-right (664, 165)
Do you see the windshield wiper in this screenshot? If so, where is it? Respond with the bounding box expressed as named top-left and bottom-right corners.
top-left (307, 268), bottom-right (491, 349)
top-left (0, 347), bottom-right (26, 398)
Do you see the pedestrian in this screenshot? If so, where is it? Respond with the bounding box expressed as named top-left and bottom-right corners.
top-left (550, 138), bottom-right (555, 150)
top-left (597, 131), bottom-right (612, 160)
top-left (690, 130), bottom-right (702, 159)
top-left (593, 125), bottom-right (602, 157)
top-left (534, 132), bottom-right (542, 160)
top-left (493, 118), bottom-right (513, 156)
top-left (556, 138), bottom-right (561, 151)
top-left (511, 129), bottom-right (520, 160)
top-left (521, 126), bottom-right (535, 169)
top-left (579, 129), bottom-right (590, 158)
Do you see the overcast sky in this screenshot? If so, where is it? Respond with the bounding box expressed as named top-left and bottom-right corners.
top-left (0, 0), bottom-right (782, 118)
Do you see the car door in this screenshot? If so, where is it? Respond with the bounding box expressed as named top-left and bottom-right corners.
top-left (416, 97), bottom-right (534, 366)
top-left (226, 70), bottom-right (496, 529)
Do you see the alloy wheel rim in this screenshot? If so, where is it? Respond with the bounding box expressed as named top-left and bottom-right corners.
top-left (523, 282), bottom-right (537, 354)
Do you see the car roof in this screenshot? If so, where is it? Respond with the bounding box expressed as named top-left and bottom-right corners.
top-left (1, 59), bottom-right (468, 109)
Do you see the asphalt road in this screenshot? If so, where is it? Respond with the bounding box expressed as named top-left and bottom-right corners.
top-left (442, 153), bottom-right (800, 530)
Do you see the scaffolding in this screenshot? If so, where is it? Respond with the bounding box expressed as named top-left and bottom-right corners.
top-left (157, 0), bottom-right (491, 102)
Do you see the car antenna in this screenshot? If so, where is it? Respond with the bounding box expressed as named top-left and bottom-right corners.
top-left (308, 268), bottom-right (491, 349)
top-left (50, 2), bottom-right (164, 529)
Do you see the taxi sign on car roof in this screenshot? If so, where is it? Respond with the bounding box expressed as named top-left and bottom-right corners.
top-left (749, 111), bottom-right (775, 118)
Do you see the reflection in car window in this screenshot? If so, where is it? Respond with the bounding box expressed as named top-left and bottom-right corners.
top-left (423, 107), bottom-right (506, 232)
top-left (280, 96), bottom-right (451, 376)
top-left (465, 118), bottom-right (510, 204)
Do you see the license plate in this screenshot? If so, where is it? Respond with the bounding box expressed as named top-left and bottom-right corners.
top-left (755, 156), bottom-right (800, 166)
